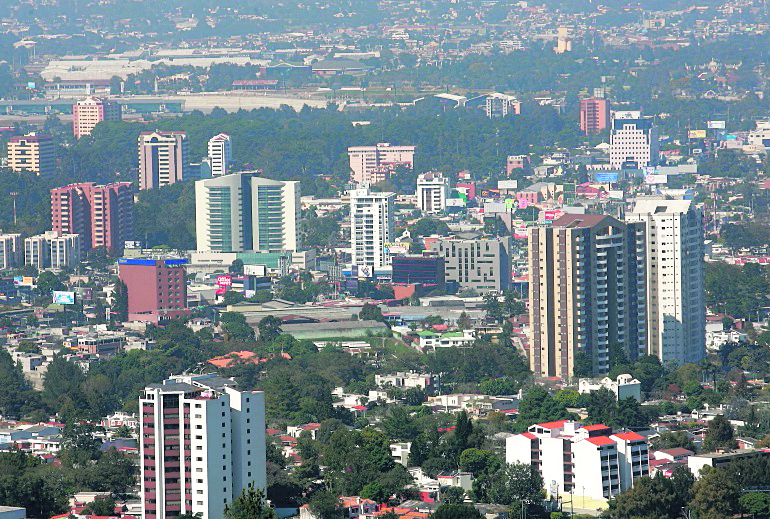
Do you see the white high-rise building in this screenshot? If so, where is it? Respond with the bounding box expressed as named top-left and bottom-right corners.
top-left (139, 374), bottom-right (266, 519)
top-left (350, 187), bottom-right (394, 273)
top-left (416, 172), bottom-right (450, 214)
top-left (609, 111), bottom-right (658, 169)
top-left (195, 172), bottom-right (300, 253)
top-left (626, 198), bottom-right (705, 366)
top-left (0, 233), bottom-right (22, 270)
top-left (24, 231), bottom-right (81, 269)
top-left (207, 133), bottom-right (232, 177)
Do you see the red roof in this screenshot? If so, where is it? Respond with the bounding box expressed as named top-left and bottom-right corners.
top-left (537, 420), bottom-right (568, 429)
top-left (582, 424), bottom-right (611, 431)
top-left (521, 432), bottom-right (537, 440)
top-left (587, 436), bottom-right (616, 446)
top-left (613, 431), bottom-right (646, 442)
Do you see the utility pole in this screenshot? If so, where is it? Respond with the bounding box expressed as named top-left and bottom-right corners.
top-left (9, 192), bottom-right (18, 225)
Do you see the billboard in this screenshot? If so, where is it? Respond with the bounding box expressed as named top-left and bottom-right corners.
top-left (645, 174), bottom-right (668, 184)
top-left (688, 130), bottom-right (706, 139)
top-left (216, 275), bottom-right (232, 287)
top-left (52, 291), bottom-right (75, 305)
top-left (75, 287), bottom-right (93, 301)
top-left (384, 242), bottom-right (410, 255)
top-left (708, 120), bottom-right (726, 129)
top-left (543, 210), bottom-right (563, 221)
top-left (243, 264), bottom-right (267, 277)
top-left (594, 172), bottom-right (619, 183)
top-left (14, 276), bottom-right (34, 287)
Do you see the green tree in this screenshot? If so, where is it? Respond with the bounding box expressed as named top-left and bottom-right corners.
top-left (308, 491), bottom-right (343, 519)
top-left (83, 496), bottom-right (117, 516)
top-left (689, 467), bottom-right (740, 519)
top-left (487, 462), bottom-right (544, 513)
top-left (359, 303), bottom-right (385, 322)
top-left (225, 483), bottom-right (276, 519)
top-left (702, 414), bottom-right (737, 452)
top-left (739, 492), bottom-right (770, 518)
top-left (35, 271), bottom-right (65, 297)
top-left (257, 315), bottom-right (282, 343)
top-left (430, 504), bottom-right (482, 519)
top-left (230, 259), bottom-right (245, 274)
top-left (112, 280), bottom-right (129, 322)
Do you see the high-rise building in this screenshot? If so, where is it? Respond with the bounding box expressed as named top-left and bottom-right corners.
top-left (554, 27), bottom-right (573, 54)
top-left (0, 233), bottom-right (22, 270)
top-left (51, 182), bottom-right (134, 253)
top-left (195, 172), bottom-right (300, 253)
top-left (579, 98), bottom-right (610, 135)
top-left (207, 133), bottom-right (232, 177)
top-left (416, 172), bottom-right (450, 214)
top-left (350, 187), bottom-right (395, 272)
top-left (609, 111), bottom-right (658, 169)
top-left (7, 132), bottom-right (55, 176)
top-left (528, 214), bottom-right (647, 379)
top-left (485, 93), bottom-right (521, 118)
top-left (138, 131), bottom-right (190, 190)
top-left (348, 143), bottom-right (415, 185)
top-left (24, 231), bottom-right (81, 269)
top-left (429, 236), bottom-right (511, 294)
top-left (626, 198), bottom-right (705, 366)
top-left (73, 97), bottom-right (121, 139)
top-left (118, 258), bottom-right (190, 323)
top-left (139, 374), bottom-right (266, 519)
top-left (506, 420), bottom-right (649, 500)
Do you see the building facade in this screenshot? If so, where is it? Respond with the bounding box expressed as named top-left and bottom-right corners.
top-left (416, 172), bottom-right (450, 214)
top-left (118, 258), bottom-right (190, 323)
top-left (350, 187), bottom-right (395, 272)
top-left (51, 182), bottom-right (134, 253)
top-left (429, 236), bottom-right (511, 294)
top-left (207, 133), bottom-right (232, 177)
top-left (528, 214), bottom-right (647, 379)
top-left (0, 233), bottom-right (22, 270)
top-left (348, 143), bottom-right (415, 185)
top-left (609, 111), bottom-right (658, 168)
top-left (73, 97), bottom-right (121, 139)
top-left (626, 199), bottom-right (705, 366)
top-left (505, 420), bottom-right (649, 500)
top-left (139, 374), bottom-right (266, 519)
top-left (138, 131), bottom-right (190, 190)
top-left (391, 255), bottom-right (445, 286)
top-left (7, 133), bottom-right (55, 176)
top-left (195, 172), bottom-right (300, 253)
top-left (485, 93), bottom-right (521, 118)
top-left (24, 231), bottom-right (81, 269)
top-left (579, 98), bottom-right (610, 135)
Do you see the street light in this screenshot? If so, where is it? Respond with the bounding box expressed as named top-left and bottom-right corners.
top-left (582, 485), bottom-right (585, 508)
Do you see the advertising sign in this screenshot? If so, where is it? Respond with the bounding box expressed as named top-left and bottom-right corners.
top-left (707, 120), bottom-right (726, 129)
top-left (644, 174), bottom-right (668, 184)
top-left (216, 275), bottom-right (232, 287)
top-left (384, 243), bottom-right (410, 255)
top-left (52, 291), bottom-right (75, 305)
top-left (544, 210), bottom-right (562, 221)
top-left (594, 172), bottom-right (619, 183)
top-left (688, 130), bottom-right (707, 139)
top-left (75, 287), bottom-right (93, 301)
top-left (243, 264), bottom-right (267, 277)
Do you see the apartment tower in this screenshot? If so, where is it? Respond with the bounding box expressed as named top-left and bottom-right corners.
top-left (528, 214), bottom-right (647, 379)
top-left (7, 133), bottom-right (55, 176)
top-left (207, 133), bottom-right (232, 177)
top-left (195, 172), bottom-right (300, 253)
top-left (348, 143), bottom-right (415, 185)
top-left (51, 182), bottom-right (134, 253)
top-left (139, 374), bottom-right (266, 519)
top-left (609, 111), bottom-right (658, 169)
top-left (579, 98), bottom-right (610, 135)
top-left (138, 131), bottom-right (190, 190)
top-left (626, 198), bottom-right (705, 366)
top-left (416, 172), bottom-right (450, 214)
top-left (73, 97), bottom-right (122, 139)
top-left (350, 187), bottom-right (395, 273)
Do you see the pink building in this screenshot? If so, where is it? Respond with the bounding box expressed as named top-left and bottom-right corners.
top-left (73, 97), bottom-right (121, 139)
top-left (506, 155), bottom-right (530, 175)
top-left (580, 98), bottom-right (610, 135)
top-left (455, 182), bottom-right (476, 200)
top-left (138, 131), bottom-right (189, 190)
top-left (118, 258), bottom-right (190, 323)
top-left (51, 182), bottom-right (133, 253)
top-left (348, 143), bottom-right (415, 184)
top-left (515, 191), bottom-right (542, 205)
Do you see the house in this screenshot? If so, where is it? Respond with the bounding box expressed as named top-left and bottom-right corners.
top-left (436, 471), bottom-right (473, 491)
top-left (578, 374), bottom-right (642, 402)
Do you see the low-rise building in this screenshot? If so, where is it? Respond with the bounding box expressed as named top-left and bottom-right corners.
top-left (375, 372), bottom-right (440, 394)
top-left (578, 374), bottom-right (642, 402)
top-left (687, 449), bottom-right (770, 478)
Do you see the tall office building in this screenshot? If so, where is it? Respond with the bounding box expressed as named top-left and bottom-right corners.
top-left (73, 97), bottom-right (121, 139)
top-left (51, 182), bottom-right (134, 253)
top-left (139, 374), bottom-right (266, 519)
top-left (138, 131), bottom-right (190, 190)
top-left (579, 98), bottom-right (610, 135)
top-left (485, 93), bottom-right (521, 118)
top-left (626, 199), bottom-right (705, 366)
top-left (416, 172), bottom-right (450, 214)
top-left (609, 111), bottom-right (658, 169)
top-left (528, 214), bottom-right (648, 379)
top-left (207, 133), bottom-right (232, 177)
top-left (429, 236), bottom-right (511, 294)
top-left (24, 231), bottom-right (81, 270)
top-left (7, 132), bottom-right (55, 176)
top-left (0, 233), bottom-right (22, 270)
top-left (350, 187), bottom-right (394, 272)
top-left (118, 258), bottom-right (190, 323)
top-left (348, 143), bottom-right (415, 185)
top-left (195, 172), bottom-right (300, 253)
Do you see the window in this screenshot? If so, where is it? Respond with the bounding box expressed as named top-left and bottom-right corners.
top-left (197, 490), bottom-right (203, 494)
top-left (196, 457), bottom-right (202, 462)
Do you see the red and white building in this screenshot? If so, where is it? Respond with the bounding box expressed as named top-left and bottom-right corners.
top-left (505, 420), bottom-right (649, 500)
top-left (140, 374), bottom-right (266, 519)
